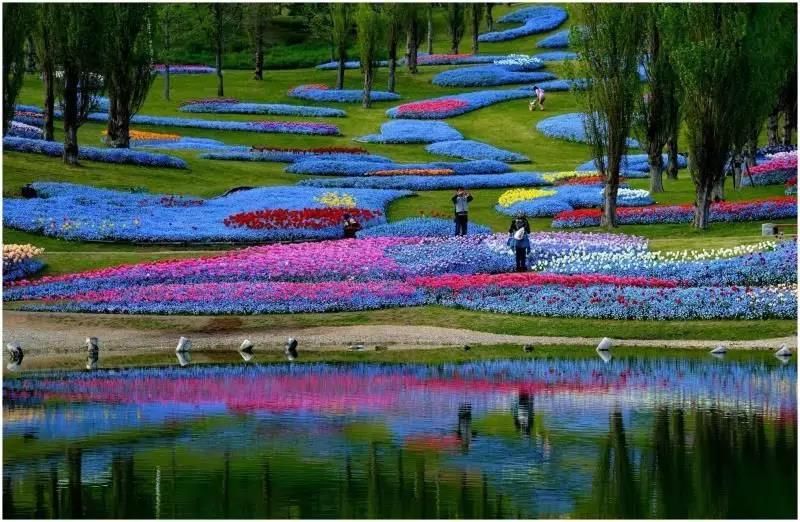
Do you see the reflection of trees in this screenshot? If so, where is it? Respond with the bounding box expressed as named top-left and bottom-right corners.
top-left (588, 409), bottom-right (642, 518)
top-left (457, 402), bottom-right (473, 453)
top-left (67, 447), bottom-right (83, 518)
top-left (513, 392), bottom-right (534, 437)
top-left (111, 452), bottom-right (135, 518)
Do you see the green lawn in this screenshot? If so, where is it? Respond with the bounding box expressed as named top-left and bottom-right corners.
top-left (3, 4), bottom-right (795, 341)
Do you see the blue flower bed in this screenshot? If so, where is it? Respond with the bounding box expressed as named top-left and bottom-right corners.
top-left (479, 5), bottom-right (568, 42)
top-left (496, 185), bottom-right (653, 217)
top-left (536, 29), bottom-right (570, 48)
top-left (136, 138), bottom-right (248, 152)
top-left (3, 137), bottom-right (188, 169)
top-left (7, 121), bottom-right (43, 139)
top-left (356, 119), bottom-right (464, 144)
top-left (533, 51), bottom-right (578, 61)
top-left (180, 102), bottom-right (346, 118)
top-left (3, 183), bottom-right (411, 242)
top-left (200, 151), bottom-right (391, 163)
top-left (288, 85), bottom-right (401, 104)
top-left (576, 153), bottom-right (687, 173)
top-left (386, 88), bottom-right (533, 119)
top-left (529, 79), bottom-right (588, 91)
top-left (315, 60), bottom-right (388, 70)
top-left (425, 140), bottom-right (529, 163)
top-left (358, 218), bottom-right (493, 238)
top-left (431, 65), bottom-right (555, 87)
top-left (3, 259), bottom-right (45, 283)
top-left (536, 113), bottom-right (640, 148)
top-left (287, 158), bottom-right (511, 176)
top-left (298, 172), bottom-right (550, 190)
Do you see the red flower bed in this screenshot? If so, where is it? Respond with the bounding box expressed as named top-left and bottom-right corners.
top-left (396, 99), bottom-right (469, 117)
top-left (412, 272), bottom-right (678, 291)
top-left (223, 208), bottom-right (381, 230)
top-left (368, 168), bottom-right (455, 177)
top-left (250, 145), bottom-right (368, 155)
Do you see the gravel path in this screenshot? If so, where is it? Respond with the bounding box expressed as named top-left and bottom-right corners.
top-left (3, 311), bottom-right (795, 354)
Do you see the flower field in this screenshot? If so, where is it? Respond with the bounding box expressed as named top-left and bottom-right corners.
top-left (387, 89), bottom-right (533, 119)
top-left (479, 5), bottom-right (568, 42)
top-left (200, 150), bottom-right (390, 163)
top-left (537, 29), bottom-right (570, 48)
top-left (7, 121), bottom-right (43, 140)
top-left (152, 64), bottom-right (215, 74)
top-left (5, 231), bottom-right (795, 320)
top-left (536, 113), bottom-right (640, 148)
top-left (299, 172), bottom-right (550, 190)
top-left (358, 217), bottom-right (493, 237)
top-left (4, 137), bottom-right (188, 169)
top-left (288, 84), bottom-right (401, 103)
top-left (356, 119), bottom-right (464, 143)
top-left (431, 65), bottom-right (556, 88)
top-left (179, 100), bottom-right (347, 117)
top-left (425, 140), bottom-right (530, 163)
top-left (532, 51), bottom-right (578, 62)
top-left (496, 186), bottom-right (653, 217)
top-left (741, 151), bottom-right (798, 186)
top-left (2, 183), bottom-right (411, 242)
top-left (3, 244), bottom-right (45, 282)
top-left (575, 153), bottom-right (689, 173)
top-left (285, 158), bottom-right (511, 176)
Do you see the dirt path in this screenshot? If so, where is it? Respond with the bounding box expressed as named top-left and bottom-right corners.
top-left (3, 311), bottom-right (795, 354)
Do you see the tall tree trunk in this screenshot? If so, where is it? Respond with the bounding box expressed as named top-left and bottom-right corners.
top-left (408, 21), bottom-right (418, 73)
top-left (767, 109), bottom-right (780, 146)
top-left (107, 103), bottom-right (131, 148)
top-left (62, 71), bottom-right (80, 166)
top-left (163, 63), bottom-right (170, 101)
top-left (451, 39), bottom-right (459, 55)
top-left (25, 36), bottom-right (36, 72)
top-left (471, 10), bottom-right (480, 54)
top-left (782, 109), bottom-right (794, 146)
top-left (711, 173), bottom-right (725, 201)
top-left (42, 66), bottom-right (55, 141)
top-left (666, 132), bottom-right (679, 180)
top-left (253, 34), bottom-right (264, 80)
top-left (426, 8), bottom-right (433, 55)
top-left (600, 175), bottom-right (619, 229)
top-left (362, 66), bottom-right (373, 109)
top-left (215, 35), bottom-right (224, 96)
top-left (745, 136), bottom-right (757, 167)
top-left (388, 43), bottom-right (397, 93)
top-left (486, 4), bottom-right (494, 31)
top-left (336, 57), bottom-right (345, 89)
top-left (648, 147), bottom-right (664, 193)
top-left (692, 180), bottom-right (713, 229)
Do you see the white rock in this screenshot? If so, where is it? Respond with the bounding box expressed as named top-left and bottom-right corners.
top-left (596, 337), bottom-right (613, 351)
top-left (710, 345), bottom-right (727, 355)
top-left (775, 344), bottom-right (792, 357)
top-left (176, 337), bottom-right (192, 353)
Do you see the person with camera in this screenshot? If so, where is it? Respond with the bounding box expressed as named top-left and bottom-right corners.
top-left (508, 211), bottom-right (531, 272)
top-left (342, 212), bottom-right (362, 239)
top-left (451, 188), bottom-right (473, 236)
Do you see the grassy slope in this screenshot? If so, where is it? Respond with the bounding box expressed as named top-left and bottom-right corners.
top-left (3, 4), bottom-right (795, 340)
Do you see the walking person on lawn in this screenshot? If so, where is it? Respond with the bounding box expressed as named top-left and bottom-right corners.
top-left (452, 188), bottom-right (473, 236)
top-left (508, 212), bottom-right (531, 272)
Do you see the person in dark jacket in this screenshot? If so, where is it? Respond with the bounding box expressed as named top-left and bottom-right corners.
top-left (342, 213), bottom-right (362, 238)
top-left (452, 188), bottom-right (473, 236)
top-left (508, 212), bottom-right (531, 272)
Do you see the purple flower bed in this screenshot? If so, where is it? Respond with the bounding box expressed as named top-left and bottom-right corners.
top-left (179, 101), bottom-right (346, 118)
top-left (431, 65), bottom-right (555, 87)
top-left (288, 85), bottom-right (401, 104)
top-left (298, 172), bottom-right (550, 190)
top-left (3, 182), bottom-right (411, 242)
top-left (3, 259), bottom-right (45, 283)
top-left (479, 6), bottom-right (568, 42)
top-left (425, 140), bottom-right (529, 163)
top-left (576, 153), bottom-right (687, 173)
top-left (387, 89), bottom-right (533, 119)
top-left (537, 30), bottom-right (570, 48)
top-left (533, 51), bottom-right (578, 61)
top-left (314, 60), bottom-right (388, 70)
top-left (200, 151), bottom-right (391, 163)
top-left (357, 218), bottom-right (493, 238)
top-left (7, 121), bottom-right (43, 140)
top-left (286, 158), bottom-right (511, 176)
top-left (153, 64), bottom-right (215, 74)
top-left (356, 119), bottom-right (464, 144)
top-left (536, 113), bottom-right (640, 148)
top-left (3, 137), bottom-right (187, 169)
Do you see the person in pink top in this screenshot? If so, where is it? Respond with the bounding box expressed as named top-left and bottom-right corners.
top-left (529, 85), bottom-right (546, 111)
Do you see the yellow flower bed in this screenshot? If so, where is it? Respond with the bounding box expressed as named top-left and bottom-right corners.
top-left (315, 192), bottom-right (357, 208)
top-left (540, 171), bottom-right (601, 183)
top-left (102, 129), bottom-right (181, 142)
top-left (3, 244), bottom-right (44, 265)
top-left (497, 188), bottom-right (556, 208)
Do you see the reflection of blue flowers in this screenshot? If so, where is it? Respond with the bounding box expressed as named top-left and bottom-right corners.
top-left (480, 5), bottom-right (568, 42)
top-left (356, 120), bottom-right (464, 144)
top-left (432, 65), bottom-right (555, 87)
top-left (537, 29), bottom-right (570, 48)
top-left (536, 113), bottom-right (640, 148)
top-left (358, 218), bottom-right (493, 238)
top-left (3, 137), bottom-right (188, 169)
top-left (287, 159), bottom-right (511, 176)
top-left (299, 172), bottom-right (550, 191)
top-left (426, 140), bottom-right (529, 163)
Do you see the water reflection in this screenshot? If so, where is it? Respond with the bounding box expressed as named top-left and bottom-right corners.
top-left (3, 354), bottom-right (797, 519)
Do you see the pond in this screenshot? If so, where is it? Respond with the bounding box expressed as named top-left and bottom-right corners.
top-left (3, 350), bottom-right (797, 519)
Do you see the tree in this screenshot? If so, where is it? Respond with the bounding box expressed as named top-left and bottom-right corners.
top-left (105, 4), bottom-right (156, 148)
top-left (156, 5), bottom-right (181, 101)
top-left (246, 4), bottom-right (272, 81)
top-left (202, 4), bottom-right (239, 97)
top-left (426, 4), bottom-right (434, 55)
top-left (571, 4), bottom-right (644, 228)
top-left (356, 4), bottom-right (383, 108)
top-left (469, 3), bottom-right (485, 54)
top-left (50, 4), bottom-right (106, 165)
top-left (663, 4), bottom-right (789, 227)
top-left (3, 3), bottom-right (33, 135)
top-left (485, 3), bottom-right (495, 31)
top-left (384, 4), bottom-right (402, 93)
top-left (330, 4), bottom-right (353, 89)
top-left (402, 4), bottom-right (423, 74)
top-left (31, 4), bottom-right (57, 140)
top-left (633, 6), bottom-right (680, 194)
top-left (446, 4), bottom-right (466, 55)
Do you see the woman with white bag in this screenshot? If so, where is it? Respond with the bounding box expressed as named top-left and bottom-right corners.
top-left (507, 212), bottom-right (531, 272)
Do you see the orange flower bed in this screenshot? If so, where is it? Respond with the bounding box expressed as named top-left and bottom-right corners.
top-left (102, 129), bottom-right (181, 142)
top-left (368, 168), bottom-right (455, 177)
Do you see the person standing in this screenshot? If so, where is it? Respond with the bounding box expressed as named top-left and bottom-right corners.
top-left (452, 188), bottom-right (473, 236)
top-left (508, 212), bottom-right (531, 272)
top-left (342, 213), bottom-right (362, 238)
